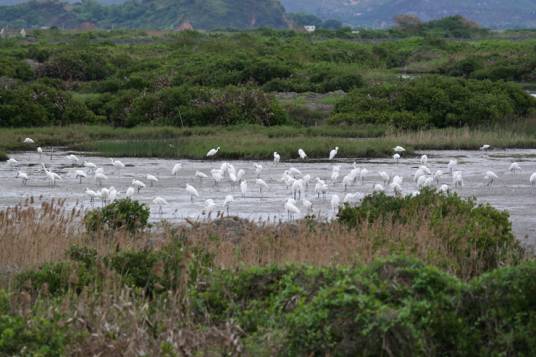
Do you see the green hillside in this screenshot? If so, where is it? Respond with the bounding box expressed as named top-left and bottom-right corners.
top-left (0, 0), bottom-right (289, 30)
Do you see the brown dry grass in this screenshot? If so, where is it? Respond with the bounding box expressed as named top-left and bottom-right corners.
top-left (0, 199), bottom-right (515, 282)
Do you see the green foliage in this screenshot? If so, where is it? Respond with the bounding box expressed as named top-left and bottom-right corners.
top-left (0, 82), bottom-right (96, 127)
top-left (39, 50), bottom-right (114, 81)
top-left (0, 152), bottom-right (7, 162)
top-left (337, 189), bottom-right (523, 275)
top-left (15, 261), bottom-right (96, 296)
top-left (108, 240), bottom-right (184, 294)
top-left (463, 260), bottom-right (536, 354)
top-left (192, 257), bottom-right (536, 355)
top-left (0, 313), bottom-right (68, 356)
top-left (331, 76), bottom-right (536, 128)
top-left (84, 198), bottom-right (149, 233)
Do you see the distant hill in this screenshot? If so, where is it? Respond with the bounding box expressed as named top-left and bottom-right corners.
top-left (281, 0), bottom-right (536, 29)
top-left (0, 0), bottom-right (290, 30)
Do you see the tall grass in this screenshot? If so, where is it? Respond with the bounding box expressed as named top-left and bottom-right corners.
top-left (2, 120), bottom-right (536, 159)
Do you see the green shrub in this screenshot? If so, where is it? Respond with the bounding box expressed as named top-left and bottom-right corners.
top-left (15, 261), bottom-right (95, 296)
top-left (330, 76), bottom-right (536, 128)
top-left (463, 260), bottom-right (536, 355)
top-left (0, 313), bottom-right (68, 356)
top-left (0, 152), bottom-right (7, 162)
top-left (108, 240), bottom-right (183, 294)
top-left (84, 198), bottom-right (149, 233)
top-left (337, 189), bottom-right (523, 276)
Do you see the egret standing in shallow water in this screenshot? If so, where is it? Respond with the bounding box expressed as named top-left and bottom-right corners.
top-left (480, 144), bottom-right (491, 151)
top-left (132, 179), bottom-right (146, 192)
top-left (186, 184), bottom-right (199, 202)
top-left (484, 171), bottom-right (498, 186)
top-left (393, 153), bottom-right (400, 164)
top-left (153, 196), bottom-right (169, 213)
top-left (509, 162), bottom-right (521, 175)
top-left (37, 147), bottom-right (43, 159)
top-left (256, 178), bottom-right (269, 198)
top-left (75, 170), bottom-right (87, 184)
top-left (240, 180), bottom-right (247, 198)
top-left (146, 174), bottom-right (158, 187)
top-left (16, 171), bottom-right (29, 185)
top-left (42, 163), bottom-right (62, 187)
top-left (172, 163), bottom-right (183, 176)
top-left (273, 152), bottom-right (280, 166)
top-left (530, 172), bottom-right (536, 186)
top-left (285, 198), bottom-right (300, 220)
top-left (111, 159), bottom-right (125, 175)
top-left (223, 195), bottom-right (234, 215)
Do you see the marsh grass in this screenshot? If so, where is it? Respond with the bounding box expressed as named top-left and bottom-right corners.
top-left (2, 121), bottom-right (536, 159)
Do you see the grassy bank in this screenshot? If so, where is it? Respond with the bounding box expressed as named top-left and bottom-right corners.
top-left (0, 192), bottom-right (533, 355)
top-left (2, 122), bottom-right (536, 159)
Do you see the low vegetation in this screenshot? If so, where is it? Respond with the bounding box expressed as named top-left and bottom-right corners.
top-left (0, 189), bottom-right (533, 354)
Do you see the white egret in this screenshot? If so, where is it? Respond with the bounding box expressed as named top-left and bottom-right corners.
top-left (298, 148), bottom-right (307, 160)
top-left (484, 171), bottom-right (498, 186)
top-left (223, 195), bottom-right (234, 215)
top-left (378, 171), bottom-right (390, 185)
top-left (83, 161), bottom-right (97, 173)
top-left (37, 147), bottom-right (43, 159)
top-left (288, 167), bottom-right (302, 177)
top-left (125, 186), bottom-right (135, 198)
top-left (132, 179), bottom-right (146, 192)
top-left (195, 170), bottom-right (209, 182)
top-left (186, 184), bottom-right (199, 202)
top-left (254, 163), bottom-right (263, 177)
top-left (331, 165), bottom-right (340, 183)
top-left (393, 146), bottom-right (406, 153)
top-left (330, 194), bottom-right (340, 213)
top-left (302, 199), bottom-right (313, 213)
top-left (206, 147), bottom-right (220, 158)
top-left (439, 184), bottom-right (450, 193)
top-left (111, 159), bottom-right (125, 175)
top-left (240, 180), bottom-right (247, 198)
top-left (509, 162), bottom-right (521, 175)
top-left (452, 171), bottom-right (463, 189)
top-left (448, 159), bottom-right (458, 174)
top-left (74, 170), bottom-right (87, 184)
top-left (393, 153), bottom-right (400, 164)
top-left (153, 196), bottom-right (169, 213)
top-left (373, 183), bottom-right (385, 193)
top-left (147, 174), bottom-right (158, 187)
top-left (433, 170), bottom-right (443, 184)
top-left (95, 172), bottom-right (108, 187)
top-left (16, 171), bottom-right (29, 185)
top-left (85, 188), bottom-right (99, 203)
top-left (66, 154), bottom-right (79, 164)
top-left (203, 199), bottom-right (216, 218)
top-left (7, 158), bottom-right (18, 168)
top-left (285, 198), bottom-right (300, 220)
top-left (256, 178), bottom-right (269, 197)
top-left (480, 144), bottom-right (491, 151)
top-left (172, 163), bottom-right (183, 176)
top-left (530, 172), bottom-right (536, 186)
top-left (42, 163), bottom-right (62, 186)
top-left (359, 168), bottom-right (369, 184)
top-left (329, 146), bottom-right (339, 160)
top-left (420, 155), bottom-right (428, 165)
top-left (273, 152), bottom-right (280, 165)
top-left (292, 179), bottom-right (304, 200)
top-left (23, 137), bottom-right (34, 144)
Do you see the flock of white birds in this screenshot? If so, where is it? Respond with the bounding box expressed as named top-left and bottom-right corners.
top-left (4, 138), bottom-right (536, 220)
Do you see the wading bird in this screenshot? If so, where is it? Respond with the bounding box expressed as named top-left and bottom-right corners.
top-left (329, 146), bottom-right (339, 160)
top-left (206, 147), bottom-right (220, 158)
top-left (298, 148), bottom-right (307, 160)
top-left (186, 184), bottom-right (199, 202)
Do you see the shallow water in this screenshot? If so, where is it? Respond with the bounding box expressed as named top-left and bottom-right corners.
top-left (2, 149), bottom-right (536, 249)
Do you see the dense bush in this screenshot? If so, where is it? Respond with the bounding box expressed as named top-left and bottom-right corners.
top-left (331, 76), bottom-right (536, 128)
top-left (337, 189), bottom-right (523, 275)
top-left (192, 257), bottom-right (536, 355)
top-left (39, 50), bottom-right (114, 81)
top-left (0, 82), bottom-right (96, 127)
top-left (84, 198), bottom-right (149, 233)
